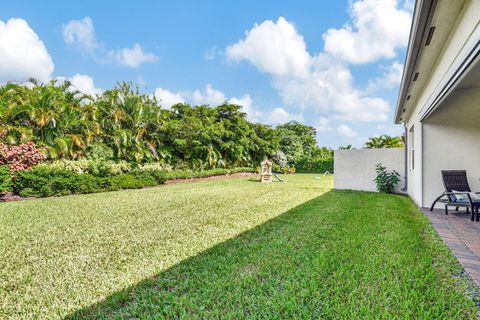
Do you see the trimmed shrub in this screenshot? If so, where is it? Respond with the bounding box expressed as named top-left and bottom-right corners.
top-left (0, 165), bottom-right (12, 192)
top-left (295, 157), bottom-right (333, 173)
top-left (15, 167), bottom-right (102, 197)
top-left (14, 167), bottom-right (167, 197)
top-left (37, 159), bottom-right (132, 176)
top-left (14, 166), bottom-right (253, 198)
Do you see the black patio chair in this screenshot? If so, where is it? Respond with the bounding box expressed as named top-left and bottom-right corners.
top-left (430, 170), bottom-right (480, 221)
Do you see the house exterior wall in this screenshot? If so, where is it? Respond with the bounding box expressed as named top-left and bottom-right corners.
top-left (334, 149), bottom-right (405, 193)
top-left (406, 119), bottom-right (423, 206)
top-left (422, 88), bottom-right (480, 208)
top-left (403, 0), bottom-right (480, 207)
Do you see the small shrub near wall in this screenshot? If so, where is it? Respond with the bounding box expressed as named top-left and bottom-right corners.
top-left (374, 163), bottom-right (400, 194)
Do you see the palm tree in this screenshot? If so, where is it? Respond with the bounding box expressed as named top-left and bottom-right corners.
top-left (365, 135), bottom-right (404, 148)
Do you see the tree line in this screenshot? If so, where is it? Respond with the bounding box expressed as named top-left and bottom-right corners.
top-left (0, 80), bottom-right (330, 171)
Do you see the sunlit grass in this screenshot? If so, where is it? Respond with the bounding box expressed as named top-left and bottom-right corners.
top-left (0, 174), bottom-right (477, 319)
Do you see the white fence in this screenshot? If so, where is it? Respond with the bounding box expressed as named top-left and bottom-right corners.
top-left (334, 148), bottom-right (406, 193)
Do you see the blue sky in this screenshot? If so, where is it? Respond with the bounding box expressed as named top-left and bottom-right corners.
top-left (0, 0), bottom-right (414, 148)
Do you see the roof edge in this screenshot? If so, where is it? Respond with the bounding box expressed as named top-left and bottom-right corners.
top-left (394, 0), bottom-right (437, 124)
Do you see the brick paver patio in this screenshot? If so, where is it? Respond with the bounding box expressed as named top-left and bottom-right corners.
top-left (423, 208), bottom-right (480, 286)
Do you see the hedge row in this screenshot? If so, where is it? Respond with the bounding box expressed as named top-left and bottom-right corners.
top-left (10, 166), bottom-right (255, 198)
top-left (294, 157), bottom-right (334, 173)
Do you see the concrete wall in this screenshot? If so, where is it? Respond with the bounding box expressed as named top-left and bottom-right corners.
top-left (423, 88), bottom-right (480, 208)
top-left (334, 148), bottom-right (406, 193)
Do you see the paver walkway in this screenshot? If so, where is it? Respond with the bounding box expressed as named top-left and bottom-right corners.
top-left (423, 208), bottom-right (480, 286)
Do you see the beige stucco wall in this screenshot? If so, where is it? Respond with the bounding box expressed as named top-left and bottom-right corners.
top-left (423, 88), bottom-right (480, 208)
top-left (334, 149), bottom-right (405, 193)
top-left (403, 0), bottom-right (480, 207)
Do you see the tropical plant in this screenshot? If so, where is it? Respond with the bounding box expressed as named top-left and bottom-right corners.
top-left (365, 135), bottom-right (404, 149)
top-left (374, 163), bottom-right (400, 193)
top-left (0, 142), bottom-right (46, 172)
top-left (0, 80), bottom-right (332, 172)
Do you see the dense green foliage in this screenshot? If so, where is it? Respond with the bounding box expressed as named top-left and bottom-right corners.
top-left (0, 81), bottom-right (279, 169)
top-left (295, 156), bottom-right (334, 173)
top-left (0, 164), bottom-right (12, 192)
top-left (14, 167), bottom-right (159, 197)
top-left (1, 175), bottom-right (476, 319)
top-left (374, 163), bottom-right (401, 193)
top-left (365, 134), bottom-right (404, 148)
top-left (0, 81), bottom-right (335, 177)
top-left (295, 146), bottom-right (334, 173)
top-left (276, 121), bottom-right (317, 163)
top-left (13, 166), bottom-right (254, 197)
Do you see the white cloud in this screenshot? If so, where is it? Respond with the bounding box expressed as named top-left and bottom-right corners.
top-left (323, 0), bottom-right (411, 64)
top-left (315, 117), bottom-right (332, 132)
top-left (337, 124), bottom-right (358, 138)
top-left (63, 17), bottom-right (158, 68)
top-left (229, 94), bottom-right (252, 109)
top-left (68, 74), bottom-right (102, 96)
top-left (154, 87), bottom-right (185, 108)
top-left (192, 84), bottom-right (227, 106)
top-left (108, 43), bottom-right (158, 68)
top-left (366, 61), bottom-right (404, 92)
top-left (186, 84), bottom-right (304, 125)
top-left (56, 74), bottom-right (102, 98)
top-left (228, 94), bottom-right (263, 122)
top-left (332, 92), bottom-right (390, 122)
top-left (62, 17), bottom-right (99, 53)
top-left (224, 11), bottom-right (399, 123)
top-left (226, 17), bottom-right (310, 78)
top-left (269, 107), bottom-right (304, 124)
top-left (0, 18), bottom-right (54, 83)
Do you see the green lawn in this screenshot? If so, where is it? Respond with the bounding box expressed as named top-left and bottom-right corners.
top-left (0, 174), bottom-right (477, 319)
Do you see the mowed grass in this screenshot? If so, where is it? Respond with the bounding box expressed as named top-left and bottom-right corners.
top-left (0, 175), bottom-right (477, 319)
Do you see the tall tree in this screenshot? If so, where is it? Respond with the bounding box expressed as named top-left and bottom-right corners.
top-left (276, 121), bottom-right (317, 163)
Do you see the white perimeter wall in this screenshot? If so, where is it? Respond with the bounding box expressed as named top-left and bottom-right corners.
top-left (334, 148), bottom-right (406, 193)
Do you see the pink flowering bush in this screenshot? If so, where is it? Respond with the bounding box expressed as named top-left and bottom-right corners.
top-left (0, 142), bottom-right (46, 172)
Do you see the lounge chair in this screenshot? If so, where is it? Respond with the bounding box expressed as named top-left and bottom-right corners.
top-left (430, 170), bottom-right (480, 221)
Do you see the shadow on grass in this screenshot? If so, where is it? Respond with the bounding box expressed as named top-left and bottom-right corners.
top-left (65, 192), bottom-right (338, 319)
top-left (64, 190), bottom-right (475, 319)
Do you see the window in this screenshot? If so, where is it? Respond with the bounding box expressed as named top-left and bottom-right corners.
top-left (409, 126), bottom-right (415, 170)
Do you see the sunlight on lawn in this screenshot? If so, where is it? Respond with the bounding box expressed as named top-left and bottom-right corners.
top-left (0, 174), bottom-right (332, 319)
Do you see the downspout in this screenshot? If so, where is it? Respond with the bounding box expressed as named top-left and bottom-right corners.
top-left (401, 123), bottom-right (408, 192)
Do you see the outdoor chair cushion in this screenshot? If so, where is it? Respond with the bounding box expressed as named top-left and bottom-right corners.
top-left (452, 196), bottom-right (480, 204)
top-left (452, 190), bottom-right (468, 201)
